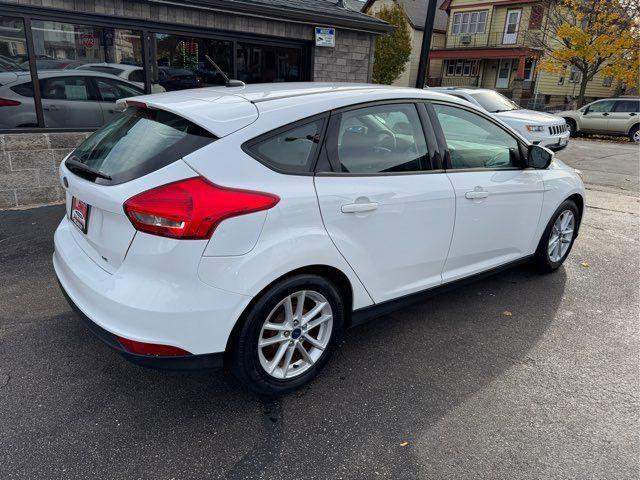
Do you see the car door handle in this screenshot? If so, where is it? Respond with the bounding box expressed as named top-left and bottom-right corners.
top-left (630, 113), bottom-right (637, 116)
top-left (341, 202), bottom-right (379, 213)
top-left (465, 190), bottom-right (489, 199)
top-left (602, 112), bottom-right (609, 116)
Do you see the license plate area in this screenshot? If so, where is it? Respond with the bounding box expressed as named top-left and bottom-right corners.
top-left (71, 196), bottom-right (90, 234)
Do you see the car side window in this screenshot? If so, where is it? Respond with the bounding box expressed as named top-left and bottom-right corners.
top-left (96, 78), bottom-right (143, 102)
top-left (332, 103), bottom-right (429, 173)
top-left (433, 103), bottom-right (520, 170)
top-left (587, 100), bottom-right (615, 113)
top-left (614, 100), bottom-right (640, 113)
top-left (249, 119), bottom-right (324, 173)
top-left (40, 76), bottom-right (93, 101)
top-left (128, 70), bottom-right (145, 83)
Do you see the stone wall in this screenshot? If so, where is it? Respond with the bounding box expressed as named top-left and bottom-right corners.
top-left (0, 133), bottom-right (89, 209)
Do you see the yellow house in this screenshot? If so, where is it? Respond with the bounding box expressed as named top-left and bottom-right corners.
top-left (363, 0), bottom-right (449, 88)
top-left (430, 0), bottom-right (618, 107)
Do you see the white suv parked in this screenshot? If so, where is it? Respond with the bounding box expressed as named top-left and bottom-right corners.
top-left (54, 83), bottom-right (585, 395)
top-left (430, 87), bottom-right (570, 151)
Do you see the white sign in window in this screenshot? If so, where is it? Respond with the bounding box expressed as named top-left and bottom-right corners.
top-left (315, 27), bottom-right (335, 47)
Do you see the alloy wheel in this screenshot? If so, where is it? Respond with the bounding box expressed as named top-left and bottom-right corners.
top-left (633, 129), bottom-right (640, 143)
top-left (548, 210), bottom-right (575, 262)
top-left (258, 290), bottom-right (333, 379)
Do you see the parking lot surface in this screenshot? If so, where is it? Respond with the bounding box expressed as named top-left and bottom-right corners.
top-left (1, 141), bottom-right (638, 479)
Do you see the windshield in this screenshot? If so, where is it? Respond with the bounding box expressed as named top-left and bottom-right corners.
top-left (469, 91), bottom-right (519, 113)
top-left (67, 107), bottom-right (215, 185)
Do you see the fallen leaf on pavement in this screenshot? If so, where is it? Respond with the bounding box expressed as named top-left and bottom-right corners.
top-left (503, 311), bottom-right (513, 316)
top-left (400, 441), bottom-right (409, 447)
top-left (581, 262), bottom-right (590, 268)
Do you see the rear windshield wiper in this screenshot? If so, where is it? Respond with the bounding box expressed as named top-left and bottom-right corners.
top-left (65, 157), bottom-right (112, 181)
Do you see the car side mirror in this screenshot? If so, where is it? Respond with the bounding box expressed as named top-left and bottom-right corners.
top-left (527, 145), bottom-right (553, 169)
top-left (582, 108), bottom-right (590, 115)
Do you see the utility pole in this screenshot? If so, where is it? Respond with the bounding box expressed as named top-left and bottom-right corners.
top-left (415, 0), bottom-right (438, 89)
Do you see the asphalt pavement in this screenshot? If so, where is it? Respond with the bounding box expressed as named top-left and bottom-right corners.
top-left (0, 139), bottom-right (638, 479)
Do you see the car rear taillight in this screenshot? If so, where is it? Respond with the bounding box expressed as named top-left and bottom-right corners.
top-left (116, 336), bottom-right (191, 356)
top-left (0, 98), bottom-right (21, 107)
top-left (123, 177), bottom-right (279, 240)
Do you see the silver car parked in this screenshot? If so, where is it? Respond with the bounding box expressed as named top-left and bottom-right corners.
top-left (557, 97), bottom-right (639, 143)
top-left (0, 70), bottom-right (144, 129)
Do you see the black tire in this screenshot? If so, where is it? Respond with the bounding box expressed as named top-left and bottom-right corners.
top-left (230, 274), bottom-right (345, 396)
top-left (532, 199), bottom-right (580, 273)
top-left (629, 124), bottom-right (639, 143)
top-left (565, 118), bottom-right (578, 137)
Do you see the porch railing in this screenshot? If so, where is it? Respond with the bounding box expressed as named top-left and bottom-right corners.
top-left (438, 30), bottom-right (542, 50)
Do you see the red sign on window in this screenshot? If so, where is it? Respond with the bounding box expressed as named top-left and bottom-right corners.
top-left (82, 33), bottom-right (95, 48)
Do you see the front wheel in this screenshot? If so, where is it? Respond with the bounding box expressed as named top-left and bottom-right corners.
top-left (533, 199), bottom-right (580, 272)
top-left (565, 119), bottom-right (578, 137)
top-left (230, 274), bottom-right (345, 396)
top-left (629, 124), bottom-right (639, 143)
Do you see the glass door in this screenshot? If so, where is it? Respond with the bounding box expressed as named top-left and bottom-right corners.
top-left (495, 59), bottom-right (512, 89)
top-left (502, 10), bottom-right (521, 45)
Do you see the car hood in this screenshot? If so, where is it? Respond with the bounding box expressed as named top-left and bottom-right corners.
top-left (495, 109), bottom-right (563, 125)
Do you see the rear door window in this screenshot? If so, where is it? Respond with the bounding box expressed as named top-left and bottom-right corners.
top-left (67, 106), bottom-right (215, 185)
top-left (614, 100), bottom-right (640, 113)
top-left (40, 76), bottom-right (94, 101)
top-left (329, 103), bottom-right (429, 173)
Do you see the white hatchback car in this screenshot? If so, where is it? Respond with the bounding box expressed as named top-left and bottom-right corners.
top-left (429, 87), bottom-right (570, 151)
top-left (54, 83), bottom-right (585, 395)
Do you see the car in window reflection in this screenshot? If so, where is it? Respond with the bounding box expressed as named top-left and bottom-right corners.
top-left (0, 70), bottom-right (144, 129)
top-left (157, 67), bottom-right (200, 91)
top-left (76, 63), bottom-right (166, 93)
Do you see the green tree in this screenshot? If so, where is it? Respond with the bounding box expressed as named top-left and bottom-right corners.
top-left (372, 3), bottom-right (412, 85)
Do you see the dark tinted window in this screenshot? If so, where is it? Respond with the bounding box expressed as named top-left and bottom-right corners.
top-left (614, 100), bottom-right (640, 113)
top-left (250, 120), bottom-right (323, 173)
top-left (10, 81), bottom-right (34, 97)
top-left (67, 107), bottom-right (215, 184)
top-left (434, 104), bottom-right (519, 170)
top-left (40, 76), bottom-right (94, 101)
top-left (128, 70), bottom-right (144, 83)
top-left (96, 78), bottom-right (143, 102)
top-left (334, 104), bottom-right (428, 173)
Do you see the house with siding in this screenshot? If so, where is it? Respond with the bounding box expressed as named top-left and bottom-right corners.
top-left (363, 0), bottom-right (449, 88)
top-left (429, 0), bottom-right (618, 108)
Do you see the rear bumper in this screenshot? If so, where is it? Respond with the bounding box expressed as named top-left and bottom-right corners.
top-left (58, 280), bottom-right (224, 370)
top-left (53, 217), bottom-right (252, 361)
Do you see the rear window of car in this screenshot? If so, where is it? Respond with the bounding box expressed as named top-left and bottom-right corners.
top-left (66, 106), bottom-right (215, 185)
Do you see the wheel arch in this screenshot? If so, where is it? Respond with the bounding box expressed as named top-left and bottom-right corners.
top-left (567, 193), bottom-right (585, 234)
top-left (627, 122), bottom-right (639, 135)
top-left (223, 264), bottom-right (355, 362)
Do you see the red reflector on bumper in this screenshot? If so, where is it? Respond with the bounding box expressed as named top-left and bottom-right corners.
top-left (116, 336), bottom-right (191, 356)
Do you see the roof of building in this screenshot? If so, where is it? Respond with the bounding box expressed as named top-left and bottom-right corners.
top-left (363, 0), bottom-right (448, 32)
top-left (165, 0), bottom-right (393, 33)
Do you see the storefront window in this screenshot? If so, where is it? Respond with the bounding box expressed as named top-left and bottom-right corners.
top-left (26, 21), bottom-right (145, 128)
top-left (0, 16), bottom-right (37, 129)
top-left (237, 43), bottom-right (302, 83)
top-left (154, 33), bottom-right (232, 90)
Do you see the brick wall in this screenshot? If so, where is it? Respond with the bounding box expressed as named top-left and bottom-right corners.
top-left (0, 133), bottom-right (89, 208)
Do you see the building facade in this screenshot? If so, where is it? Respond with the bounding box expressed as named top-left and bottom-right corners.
top-left (364, 0), bottom-right (449, 88)
top-left (0, 0), bottom-right (390, 208)
top-left (429, 0), bottom-right (618, 108)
